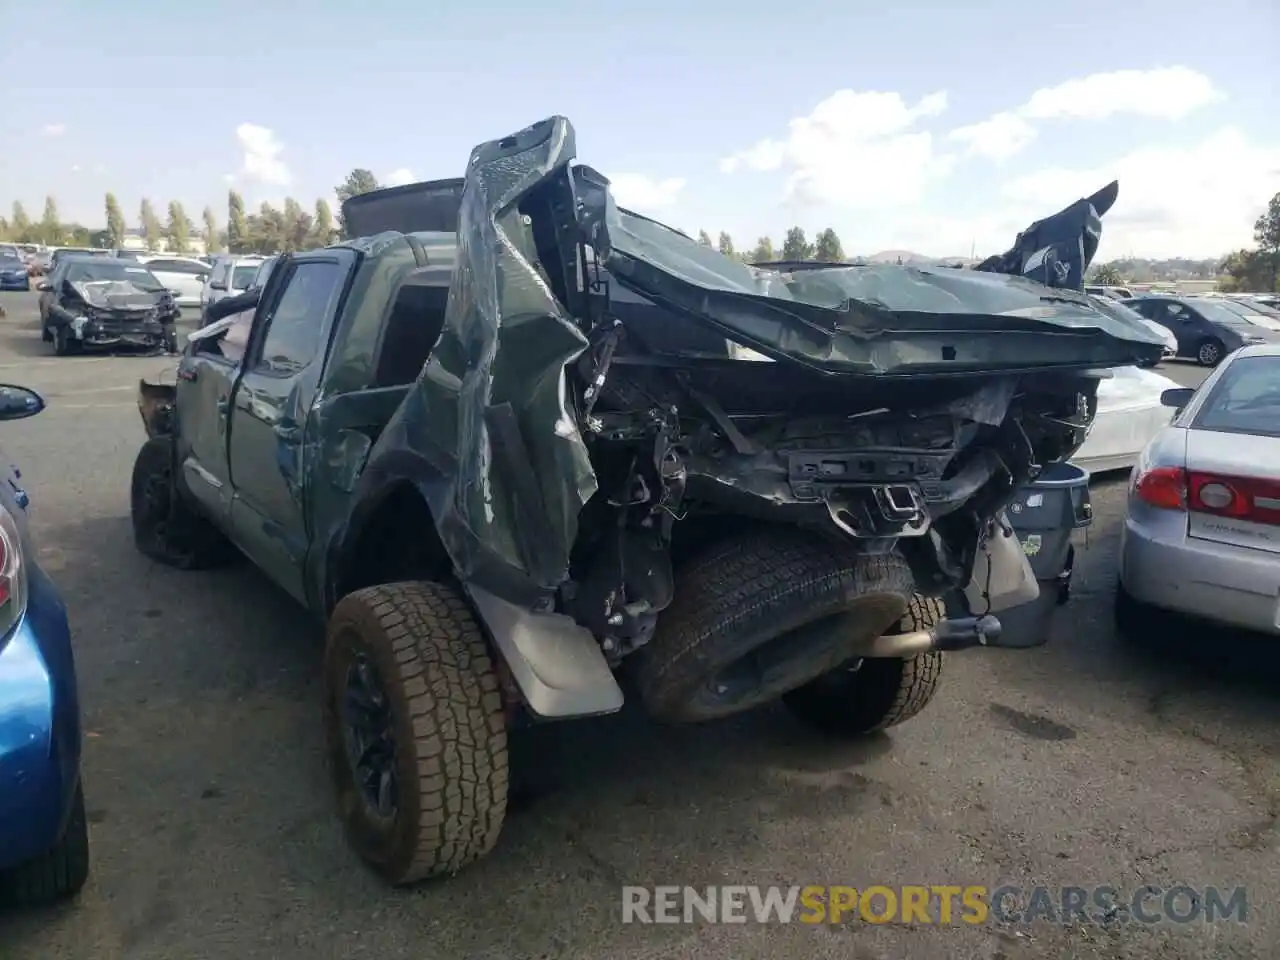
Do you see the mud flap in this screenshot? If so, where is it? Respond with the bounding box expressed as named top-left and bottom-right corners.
top-left (961, 515), bottom-right (1040, 614)
top-left (466, 585), bottom-right (624, 720)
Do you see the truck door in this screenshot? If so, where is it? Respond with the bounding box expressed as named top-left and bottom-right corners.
top-left (225, 252), bottom-right (353, 602)
top-left (173, 308), bottom-right (257, 523)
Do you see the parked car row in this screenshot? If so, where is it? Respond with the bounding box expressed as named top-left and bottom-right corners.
top-left (1119, 294), bottom-right (1280, 366)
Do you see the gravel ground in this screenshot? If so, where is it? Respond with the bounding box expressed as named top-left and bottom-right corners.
top-left (0, 289), bottom-right (1276, 960)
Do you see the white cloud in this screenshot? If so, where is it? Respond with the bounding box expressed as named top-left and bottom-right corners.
top-left (41, 122), bottom-right (66, 137)
top-left (949, 67), bottom-right (1223, 161)
top-left (719, 89), bottom-right (954, 210)
top-left (878, 128), bottom-right (1279, 260)
top-left (1002, 127), bottom-right (1279, 258)
top-left (1020, 66), bottom-right (1222, 121)
top-left (948, 111), bottom-right (1037, 163)
top-left (70, 164), bottom-right (81, 173)
top-left (383, 168), bottom-right (416, 187)
top-left (236, 123), bottom-right (291, 186)
top-left (607, 173), bottom-right (687, 211)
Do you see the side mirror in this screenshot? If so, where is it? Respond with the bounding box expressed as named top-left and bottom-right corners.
top-left (36, 281), bottom-right (52, 292)
top-left (1160, 387), bottom-right (1195, 409)
top-left (0, 384), bottom-right (45, 421)
top-left (196, 274), bottom-right (209, 283)
top-left (209, 281), bottom-right (227, 291)
top-left (169, 289), bottom-right (183, 298)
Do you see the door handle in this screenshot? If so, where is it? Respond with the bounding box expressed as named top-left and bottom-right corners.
top-left (178, 368), bottom-right (198, 382)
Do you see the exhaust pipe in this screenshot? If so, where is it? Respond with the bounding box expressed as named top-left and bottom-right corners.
top-left (853, 614), bottom-right (1004, 657)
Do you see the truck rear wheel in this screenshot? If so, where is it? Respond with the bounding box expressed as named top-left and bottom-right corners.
top-left (323, 581), bottom-right (509, 885)
top-left (782, 596), bottom-right (945, 737)
top-left (130, 435), bottom-right (235, 569)
top-left (638, 527), bottom-right (915, 723)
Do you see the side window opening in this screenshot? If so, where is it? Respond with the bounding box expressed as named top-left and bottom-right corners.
top-left (254, 261), bottom-right (345, 376)
top-left (372, 280), bottom-right (450, 388)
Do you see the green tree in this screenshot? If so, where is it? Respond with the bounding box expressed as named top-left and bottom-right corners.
top-left (781, 226), bottom-right (813, 261)
top-left (748, 236), bottom-right (775, 263)
top-left (1218, 249), bottom-right (1271, 293)
top-left (312, 199), bottom-right (336, 247)
top-left (165, 201), bottom-right (193, 254)
top-left (0, 216), bottom-right (9, 240)
top-left (717, 231), bottom-right (736, 257)
top-left (227, 191), bottom-right (249, 253)
top-left (202, 207), bottom-right (220, 255)
top-left (282, 197), bottom-right (313, 252)
top-left (11, 202), bottom-right (30, 239)
top-left (140, 199), bottom-right (163, 251)
top-left (39, 196), bottom-right (61, 245)
top-left (1090, 262), bottom-right (1125, 285)
top-left (696, 230), bottom-right (713, 247)
top-left (335, 169), bottom-right (380, 237)
top-left (813, 228), bottom-right (845, 262)
top-left (1252, 191), bottom-right (1280, 292)
top-left (247, 202), bottom-right (288, 254)
top-left (105, 193), bottom-right (126, 249)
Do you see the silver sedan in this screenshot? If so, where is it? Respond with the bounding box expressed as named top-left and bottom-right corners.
top-left (1116, 343), bottom-right (1280, 636)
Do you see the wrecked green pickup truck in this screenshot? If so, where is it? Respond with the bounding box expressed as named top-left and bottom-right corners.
top-left (130, 115), bottom-right (1163, 885)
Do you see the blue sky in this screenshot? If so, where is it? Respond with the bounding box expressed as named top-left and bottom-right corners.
top-left (3, 0), bottom-right (1276, 258)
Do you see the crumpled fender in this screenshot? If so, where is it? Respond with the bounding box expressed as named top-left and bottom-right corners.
top-left (370, 119), bottom-right (597, 607)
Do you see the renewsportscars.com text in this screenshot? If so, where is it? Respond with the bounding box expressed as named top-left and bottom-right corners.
top-left (620, 884), bottom-right (1248, 926)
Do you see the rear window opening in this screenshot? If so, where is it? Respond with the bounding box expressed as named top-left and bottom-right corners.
top-left (1191, 355), bottom-right (1280, 439)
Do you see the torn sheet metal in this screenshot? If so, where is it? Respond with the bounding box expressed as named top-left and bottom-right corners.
top-left (369, 120), bottom-right (596, 603)
top-left (358, 116), bottom-right (1162, 605)
top-left (572, 165), bottom-right (1164, 376)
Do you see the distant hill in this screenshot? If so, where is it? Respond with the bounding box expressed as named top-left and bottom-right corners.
top-left (1100, 257), bottom-right (1221, 282)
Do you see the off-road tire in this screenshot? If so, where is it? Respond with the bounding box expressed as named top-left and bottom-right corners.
top-left (1196, 338), bottom-right (1224, 367)
top-left (0, 782), bottom-right (90, 906)
top-left (782, 596), bottom-right (946, 737)
top-left (323, 581), bottom-right (509, 886)
top-left (638, 527), bottom-right (916, 723)
top-left (130, 435), bottom-right (236, 569)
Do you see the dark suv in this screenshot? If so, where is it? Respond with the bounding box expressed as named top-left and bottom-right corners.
top-left (1120, 295), bottom-right (1276, 366)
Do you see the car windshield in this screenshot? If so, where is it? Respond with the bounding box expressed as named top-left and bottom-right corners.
top-left (1192, 355), bottom-right (1280, 439)
top-left (66, 260), bottom-right (165, 290)
top-left (232, 264), bottom-right (261, 288)
top-left (1190, 298), bottom-right (1267, 327)
top-left (1220, 299), bottom-right (1280, 320)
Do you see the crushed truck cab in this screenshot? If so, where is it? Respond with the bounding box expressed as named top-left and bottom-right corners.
top-left (131, 115), bottom-right (1163, 886)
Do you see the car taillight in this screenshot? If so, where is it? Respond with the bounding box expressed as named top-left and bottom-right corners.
top-left (0, 503), bottom-right (28, 637)
top-left (1133, 466), bottom-right (1187, 510)
top-left (1187, 471), bottom-right (1280, 527)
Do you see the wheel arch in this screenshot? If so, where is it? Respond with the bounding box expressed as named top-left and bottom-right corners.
top-left (324, 451), bottom-right (453, 612)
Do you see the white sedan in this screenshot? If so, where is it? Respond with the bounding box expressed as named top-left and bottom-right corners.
top-left (134, 255), bottom-right (210, 308)
top-left (1117, 344), bottom-right (1280, 636)
top-left (1071, 365), bottom-right (1183, 474)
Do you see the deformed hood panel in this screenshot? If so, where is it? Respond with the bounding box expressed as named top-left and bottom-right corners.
top-left (71, 280), bottom-right (162, 311)
top-left (574, 167), bottom-right (1163, 375)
